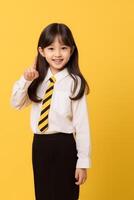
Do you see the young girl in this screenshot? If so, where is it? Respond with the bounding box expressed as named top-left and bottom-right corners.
top-left (10, 23), bottom-right (92, 200)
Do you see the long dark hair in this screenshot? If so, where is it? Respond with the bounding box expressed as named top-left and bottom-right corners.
top-left (28, 23), bottom-right (90, 103)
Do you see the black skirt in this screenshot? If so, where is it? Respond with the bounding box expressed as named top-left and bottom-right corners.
top-left (32, 132), bottom-right (80, 200)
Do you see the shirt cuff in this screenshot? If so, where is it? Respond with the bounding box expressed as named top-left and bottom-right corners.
top-left (19, 75), bottom-right (33, 89)
top-left (76, 157), bottom-right (92, 169)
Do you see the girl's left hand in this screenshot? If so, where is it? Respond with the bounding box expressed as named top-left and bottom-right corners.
top-left (75, 168), bottom-right (87, 185)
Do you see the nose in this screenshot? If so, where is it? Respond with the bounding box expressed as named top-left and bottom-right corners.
top-left (54, 49), bottom-right (62, 57)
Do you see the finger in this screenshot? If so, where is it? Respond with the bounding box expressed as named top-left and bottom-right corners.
top-left (35, 71), bottom-right (39, 78)
top-left (27, 72), bottom-right (33, 79)
top-left (29, 68), bottom-right (34, 77)
top-left (34, 54), bottom-right (38, 65)
top-left (33, 71), bottom-right (38, 79)
top-left (32, 55), bottom-right (38, 69)
top-left (75, 174), bottom-right (81, 185)
top-left (78, 174), bottom-right (86, 185)
top-left (31, 67), bottom-right (38, 76)
top-left (75, 176), bottom-right (82, 185)
top-left (31, 69), bottom-right (39, 79)
top-left (75, 171), bottom-right (79, 180)
top-left (28, 69), bottom-right (34, 78)
top-left (79, 176), bottom-right (83, 185)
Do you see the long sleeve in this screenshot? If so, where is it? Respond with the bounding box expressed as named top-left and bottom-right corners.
top-left (72, 77), bottom-right (92, 168)
top-left (10, 75), bottom-right (33, 110)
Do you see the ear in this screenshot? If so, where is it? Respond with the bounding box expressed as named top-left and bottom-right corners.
top-left (38, 46), bottom-right (45, 57)
top-left (71, 45), bottom-right (75, 56)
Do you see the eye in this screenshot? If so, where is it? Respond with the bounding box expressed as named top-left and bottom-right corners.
top-left (48, 47), bottom-right (54, 50)
top-left (61, 46), bottom-right (68, 50)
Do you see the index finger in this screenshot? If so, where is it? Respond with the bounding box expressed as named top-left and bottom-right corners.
top-left (32, 55), bottom-right (38, 69)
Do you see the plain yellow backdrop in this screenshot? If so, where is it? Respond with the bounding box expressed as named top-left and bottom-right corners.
top-left (0, 0), bottom-right (133, 199)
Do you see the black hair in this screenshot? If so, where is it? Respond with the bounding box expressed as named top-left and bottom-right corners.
top-left (28, 23), bottom-right (90, 102)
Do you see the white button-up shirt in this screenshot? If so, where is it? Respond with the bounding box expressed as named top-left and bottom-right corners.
top-left (10, 67), bottom-right (92, 168)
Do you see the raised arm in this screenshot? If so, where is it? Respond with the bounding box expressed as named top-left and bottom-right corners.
top-left (10, 75), bottom-right (33, 110)
top-left (10, 55), bottom-right (39, 110)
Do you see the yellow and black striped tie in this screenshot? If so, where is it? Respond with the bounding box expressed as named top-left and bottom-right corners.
top-left (38, 75), bottom-right (56, 133)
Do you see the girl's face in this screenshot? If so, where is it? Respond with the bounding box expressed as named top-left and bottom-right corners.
top-left (38, 35), bottom-right (73, 74)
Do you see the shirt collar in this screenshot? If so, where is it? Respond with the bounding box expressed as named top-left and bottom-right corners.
top-left (44, 67), bottom-right (69, 83)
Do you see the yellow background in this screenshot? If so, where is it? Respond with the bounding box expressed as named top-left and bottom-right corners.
top-left (0, 0), bottom-right (133, 199)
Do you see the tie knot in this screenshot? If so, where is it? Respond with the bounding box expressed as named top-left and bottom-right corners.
top-left (49, 76), bottom-right (56, 83)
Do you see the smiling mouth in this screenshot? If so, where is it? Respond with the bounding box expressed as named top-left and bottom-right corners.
top-left (52, 59), bottom-right (63, 63)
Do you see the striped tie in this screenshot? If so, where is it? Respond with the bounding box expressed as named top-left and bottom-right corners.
top-left (38, 75), bottom-right (56, 133)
